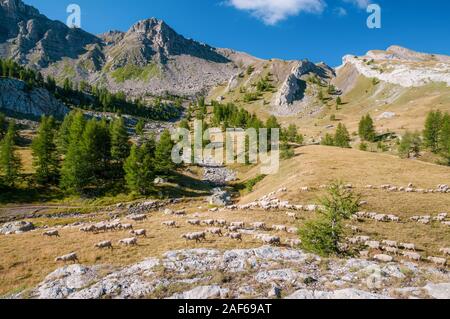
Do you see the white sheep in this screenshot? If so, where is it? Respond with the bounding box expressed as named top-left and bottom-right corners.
top-left (120, 223), bottom-right (133, 230)
top-left (215, 219), bottom-right (227, 226)
top-left (118, 237), bottom-right (138, 246)
top-left (55, 252), bottom-right (79, 263)
top-left (162, 221), bottom-right (177, 228)
top-left (207, 228), bottom-right (223, 237)
top-left (373, 254), bottom-right (393, 263)
top-left (95, 241), bottom-right (113, 250)
top-left (43, 230), bottom-right (60, 237)
top-left (382, 240), bottom-right (398, 248)
top-left (130, 229), bottom-right (147, 237)
top-left (202, 219), bottom-right (215, 226)
top-left (356, 236), bottom-right (370, 243)
top-left (287, 227), bottom-right (299, 234)
top-left (286, 212), bottom-right (297, 220)
top-left (285, 239), bottom-right (301, 248)
top-left (366, 241), bottom-right (380, 250)
top-left (128, 214), bottom-right (147, 222)
top-left (228, 226), bottom-right (239, 232)
top-left (182, 232), bottom-right (206, 243)
top-left (251, 222), bottom-right (266, 230)
top-left (427, 256), bottom-right (447, 266)
top-left (261, 235), bottom-right (281, 246)
top-left (439, 248), bottom-right (450, 256)
top-left (226, 232), bottom-right (242, 241)
top-left (230, 222), bottom-right (245, 228)
top-left (382, 246), bottom-right (399, 255)
top-left (272, 225), bottom-right (288, 232)
top-left (187, 219), bottom-right (201, 226)
top-left (400, 243), bottom-right (416, 251)
top-left (402, 251), bottom-right (421, 261)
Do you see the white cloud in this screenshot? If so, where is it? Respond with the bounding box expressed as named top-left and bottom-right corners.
top-left (227, 0), bottom-right (325, 25)
top-left (343, 0), bottom-right (372, 9)
top-left (334, 7), bottom-right (348, 16)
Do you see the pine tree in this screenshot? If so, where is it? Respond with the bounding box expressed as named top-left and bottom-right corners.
top-left (135, 119), bottom-right (145, 136)
top-left (423, 110), bottom-right (442, 153)
top-left (334, 123), bottom-right (351, 148)
top-left (321, 133), bottom-right (335, 146)
top-left (124, 144), bottom-right (155, 195)
top-left (31, 116), bottom-right (59, 185)
top-left (439, 113), bottom-right (450, 165)
top-left (60, 112), bottom-right (89, 193)
top-left (57, 111), bottom-right (77, 154)
top-left (0, 121), bottom-right (22, 187)
top-left (0, 112), bottom-right (6, 138)
top-left (110, 117), bottom-right (130, 166)
top-left (154, 130), bottom-right (175, 175)
top-left (358, 115), bottom-right (376, 142)
top-left (398, 131), bottom-right (422, 159)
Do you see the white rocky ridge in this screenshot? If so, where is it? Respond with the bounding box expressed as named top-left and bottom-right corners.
top-left (19, 246), bottom-right (450, 299)
top-left (341, 46), bottom-right (450, 87)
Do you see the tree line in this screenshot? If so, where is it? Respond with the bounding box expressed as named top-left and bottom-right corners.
top-left (0, 111), bottom-right (176, 196)
top-left (0, 58), bottom-right (182, 121)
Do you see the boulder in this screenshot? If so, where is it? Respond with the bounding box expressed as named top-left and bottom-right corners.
top-left (0, 221), bottom-right (35, 234)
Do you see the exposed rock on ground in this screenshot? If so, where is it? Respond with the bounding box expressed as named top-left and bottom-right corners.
top-left (21, 246), bottom-right (450, 299)
top-left (0, 220), bottom-right (35, 234)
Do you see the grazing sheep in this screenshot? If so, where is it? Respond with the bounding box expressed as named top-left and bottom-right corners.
top-left (202, 219), bottom-right (215, 226)
top-left (382, 246), bottom-right (399, 255)
top-left (387, 215), bottom-right (400, 222)
top-left (374, 214), bottom-right (388, 222)
top-left (55, 253), bottom-right (79, 263)
top-left (286, 212), bottom-right (297, 220)
top-left (359, 250), bottom-right (369, 258)
top-left (182, 232), bottom-right (206, 243)
top-left (402, 251), bottom-right (421, 261)
top-left (356, 236), bottom-right (370, 243)
top-left (130, 229), bottom-right (147, 237)
top-left (442, 221), bottom-right (450, 226)
top-left (128, 214), bottom-right (147, 222)
top-left (373, 254), bottom-right (393, 263)
top-left (300, 187), bottom-right (309, 192)
top-left (174, 210), bottom-right (186, 216)
top-left (162, 221), bottom-right (177, 228)
top-left (215, 219), bottom-right (227, 226)
top-left (427, 256), bottom-right (447, 266)
top-left (207, 228), bottom-right (223, 237)
top-left (120, 223), bottom-right (133, 230)
top-left (163, 209), bottom-right (174, 215)
top-left (226, 232), bottom-right (242, 241)
top-left (272, 225), bottom-right (288, 232)
top-left (382, 240), bottom-right (398, 248)
top-left (228, 226), bottom-right (239, 232)
top-left (43, 230), bottom-right (60, 237)
top-left (230, 222), bottom-right (245, 228)
top-left (347, 237), bottom-right (359, 245)
top-left (95, 241), bottom-right (113, 250)
top-left (261, 235), bottom-right (281, 246)
top-left (251, 222), bottom-right (266, 230)
top-left (287, 227), bottom-right (299, 234)
top-left (285, 239), bottom-right (301, 248)
top-left (366, 241), bottom-right (381, 250)
top-left (400, 243), bottom-right (416, 251)
top-left (80, 225), bottom-right (97, 233)
top-left (418, 218), bottom-right (431, 225)
top-left (187, 219), bottom-right (201, 226)
top-left (118, 237), bottom-right (138, 246)
top-left (439, 248), bottom-right (450, 256)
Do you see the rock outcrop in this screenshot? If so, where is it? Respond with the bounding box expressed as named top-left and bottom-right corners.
top-left (22, 246), bottom-right (450, 299)
top-left (0, 220), bottom-right (35, 234)
top-left (0, 78), bottom-right (69, 118)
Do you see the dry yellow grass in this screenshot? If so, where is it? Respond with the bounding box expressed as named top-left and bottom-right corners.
top-left (0, 202), bottom-right (303, 296)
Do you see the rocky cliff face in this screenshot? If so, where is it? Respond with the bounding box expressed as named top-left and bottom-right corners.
top-left (337, 46), bottom-right (450, 90)
top-left (0, 78), bottom-right (69, 118)
top-left (0, 0), bottom-right (100, 68)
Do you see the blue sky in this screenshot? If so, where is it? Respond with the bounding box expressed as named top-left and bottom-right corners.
top-left (26, 0), bottom-right (450, 66)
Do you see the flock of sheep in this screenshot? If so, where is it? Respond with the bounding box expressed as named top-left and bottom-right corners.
top-left (43, 183), bottom-right (449, 269)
